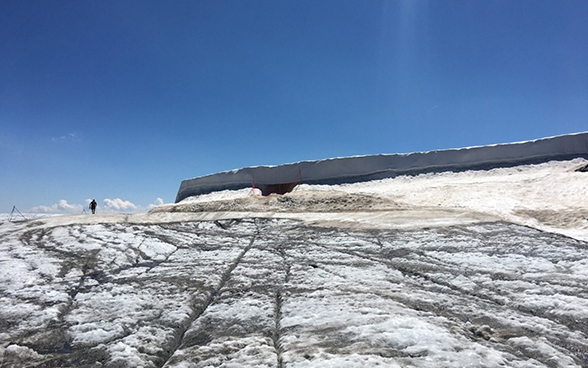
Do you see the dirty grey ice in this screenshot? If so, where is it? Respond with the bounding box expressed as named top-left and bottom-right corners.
top-left (2, 215), bottom-right (588, 367)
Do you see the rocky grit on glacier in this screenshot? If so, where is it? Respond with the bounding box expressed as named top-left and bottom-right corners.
top-left (1, 216), bottom-right (588, 367)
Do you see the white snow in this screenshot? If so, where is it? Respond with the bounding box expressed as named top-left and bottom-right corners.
top-left (295, 158), bottom-right (588, 240)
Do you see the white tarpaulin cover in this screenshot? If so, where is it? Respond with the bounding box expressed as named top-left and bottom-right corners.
top-left (176, 132), bottom-right (588, 202)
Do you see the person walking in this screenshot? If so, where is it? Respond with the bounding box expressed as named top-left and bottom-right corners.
top-left (89, 199), bottom-right (97, 214)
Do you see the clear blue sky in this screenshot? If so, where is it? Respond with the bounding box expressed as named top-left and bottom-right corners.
top-left (1, 1), bottom-right (587, 213)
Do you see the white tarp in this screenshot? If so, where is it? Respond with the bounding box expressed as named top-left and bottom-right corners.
top-left (176, 132), bottom-right (588, 202)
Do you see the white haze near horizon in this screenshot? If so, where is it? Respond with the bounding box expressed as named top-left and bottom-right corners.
top-left (2, 197), bottom-right (165, 217)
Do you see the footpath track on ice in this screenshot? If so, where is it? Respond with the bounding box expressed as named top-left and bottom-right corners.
top-left (2, 215), bottom-right (588, 367)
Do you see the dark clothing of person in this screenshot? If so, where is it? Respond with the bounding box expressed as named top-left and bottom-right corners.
top-left (89, 200), bottom-right (97, 214)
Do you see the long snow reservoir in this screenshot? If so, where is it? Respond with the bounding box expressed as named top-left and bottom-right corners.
top-left (176, 132), bottom-right (588, 202)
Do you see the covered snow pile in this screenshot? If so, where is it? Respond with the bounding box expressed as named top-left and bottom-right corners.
top-left (176, 132), bottom-right (588, 202)
top-left (164, 158), bottom-right (588, 242)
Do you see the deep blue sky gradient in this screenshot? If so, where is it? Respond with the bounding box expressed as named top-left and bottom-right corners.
top-left (1, 1), bottom-right (587, 212)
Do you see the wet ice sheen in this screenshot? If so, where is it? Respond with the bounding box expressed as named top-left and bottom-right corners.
top-left (1, 217), bottom-right (587, 367)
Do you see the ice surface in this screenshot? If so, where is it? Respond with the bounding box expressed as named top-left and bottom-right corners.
top-left (2, 216), bottom-right (588, 367)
